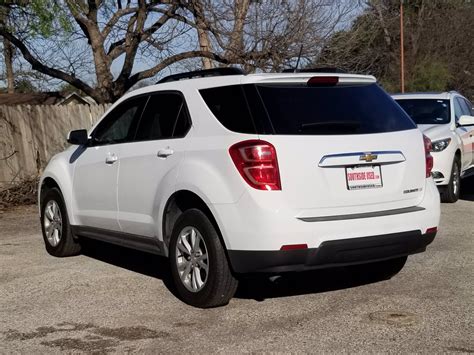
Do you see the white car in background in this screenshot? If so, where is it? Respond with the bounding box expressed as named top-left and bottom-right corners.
top-left (39, 69), bottom-right (440, 308)
top-left (393, 92), bottom-right (474, 202)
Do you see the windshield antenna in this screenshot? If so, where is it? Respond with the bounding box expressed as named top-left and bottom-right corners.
top-left (294, 45), bottom-right (304, 73)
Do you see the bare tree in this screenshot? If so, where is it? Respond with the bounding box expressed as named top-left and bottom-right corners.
top-left (197, 0), bottom-right (358, 72)
top-left (0, 1), bottom-right (229, 102)
top-left (0, 1), bottom-right (359, 103)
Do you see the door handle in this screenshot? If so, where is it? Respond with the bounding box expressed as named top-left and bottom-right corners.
top-left (157, 148), bottom-right (174, 158)
top-left (105, 154), bottom-right (118, 164)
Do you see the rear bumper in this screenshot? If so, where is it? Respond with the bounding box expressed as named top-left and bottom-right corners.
top-left (212, 178), bottom-right (440, 251)
top-left (228, 230), bottom-right (436, 273)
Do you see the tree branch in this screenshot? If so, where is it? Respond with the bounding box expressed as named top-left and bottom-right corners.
top-left (107, 4), bottom-right (177, 61)
top-left (141, 4), bottom-right (178, 42)
top-left (102, 6), bottom-right (139, 39)
top-left (115, 0), bottom-right (147, 83)
top-left (107, 38), bottom-right (126, 57)
top-left (125, 50), bottom-right (229, 90)
top-left (0, 29), bottom-right (95, 97)
top-left (65, 0), bottom-right (95, 44)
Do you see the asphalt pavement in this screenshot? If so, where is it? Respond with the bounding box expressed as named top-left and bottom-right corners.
top-left (0, 178), bottom-right (473, 353)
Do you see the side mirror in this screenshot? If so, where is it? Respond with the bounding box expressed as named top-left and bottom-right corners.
top-left (458, 115), bottom-right (474, 126)
top-left (67, 129), bottom-right (89, 145)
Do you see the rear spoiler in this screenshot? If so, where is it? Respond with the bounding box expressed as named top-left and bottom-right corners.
top-left (242, 73), bottom-right (376, 86)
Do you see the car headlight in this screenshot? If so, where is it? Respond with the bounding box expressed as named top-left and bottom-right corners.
top-left (431, 138), bottom-right (451, 152)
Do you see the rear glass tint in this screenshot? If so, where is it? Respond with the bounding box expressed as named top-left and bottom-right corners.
top-left (200, 85), bottom-right (256, 133)
top-left (200, 83), bottom-right (416, 135)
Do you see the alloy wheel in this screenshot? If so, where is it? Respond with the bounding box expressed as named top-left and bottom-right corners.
top-left (43, 200), bottom-right (62, 247)
top-left (175, 226), bottom-right (209, 292)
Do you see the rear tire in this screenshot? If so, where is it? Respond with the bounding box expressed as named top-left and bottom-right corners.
top-left (40, 187), bottom-right (81, 257)
top-left (440, 157), bottom-right (461, 203)
top-left (169, 209), bottom-right (238, 308)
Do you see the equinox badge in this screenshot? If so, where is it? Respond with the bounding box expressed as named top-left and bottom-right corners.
top-left (359, 153), bottom-right (378, 163)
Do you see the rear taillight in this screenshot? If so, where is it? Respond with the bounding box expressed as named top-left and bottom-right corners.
top-left (229, 140), bottom-right (281, 191)
top-left (423, 135), bottom-right (434, 178)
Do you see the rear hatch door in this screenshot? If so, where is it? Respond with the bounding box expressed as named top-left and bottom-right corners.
top-left (252, 78), bottom-right (426, 214)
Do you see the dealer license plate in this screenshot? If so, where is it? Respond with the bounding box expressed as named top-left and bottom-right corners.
top-left (346, 165), bottom-right (383, 190)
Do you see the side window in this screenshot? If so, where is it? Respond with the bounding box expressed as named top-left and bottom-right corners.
top-left (173, 105), bottom-right (191, 137)
top-left (92, 97), bottom-right (146, 145)
top-left (200, 85), bottom-right (256, 134)
top-left (454, 98), bottom-right (464, 122)
top-left (135, 92), bottom-right (190, 141)
top-left (462, 99), bottom-right (473, 116)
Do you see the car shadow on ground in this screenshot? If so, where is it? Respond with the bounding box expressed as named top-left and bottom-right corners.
top-left (80, 238), bottom-right (391, 302)
top-left (235, 267), bottom-right (391, 301)
top-left (80, 239), bottom-right (179, 298)
top-left (460, 175), bottom-right (474, 201)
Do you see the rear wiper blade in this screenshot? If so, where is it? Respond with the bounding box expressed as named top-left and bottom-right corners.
top-left (300, 121), bottom-right (360, 128)
top-left (299, 121), bottom-right (360, 130)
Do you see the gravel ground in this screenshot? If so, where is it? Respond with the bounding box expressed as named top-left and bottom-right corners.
top-left (0, 178), bottom-right (473, 354)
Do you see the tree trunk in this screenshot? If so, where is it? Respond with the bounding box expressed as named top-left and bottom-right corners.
top-left (191, 0), bottom-right (213, 69)
top-left (226, 0), bottom-right (250, 62)
top-left (198, 28), bottom-right (213, 69)
top-left (3, 38), bottom-right (14, 93)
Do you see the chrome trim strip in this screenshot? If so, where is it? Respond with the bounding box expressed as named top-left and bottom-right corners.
top-left (318, 150), bottom-right (406, 166)
top-left (297, 206), bottom-right (425, 222)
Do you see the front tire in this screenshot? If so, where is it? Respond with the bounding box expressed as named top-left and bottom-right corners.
top-left (40, 187), bottom-right (81, 257)
top-left (169, 209), bottom-right (238, 308)
top-left (440, 157), bottom-right (461, 203)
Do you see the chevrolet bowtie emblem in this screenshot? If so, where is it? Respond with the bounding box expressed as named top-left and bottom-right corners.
top-left (359, 153), bottom-right (378, 162)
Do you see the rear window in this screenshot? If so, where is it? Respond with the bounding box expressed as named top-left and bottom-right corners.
top-left (395, 99), bottom-right (450, 125)
top-left (200, 83), bottom-right (416, 135)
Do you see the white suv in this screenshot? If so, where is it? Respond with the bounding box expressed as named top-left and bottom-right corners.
top-left (39, 68), bottom-right (440, 308)
top-left (393, 92), bottom-right (474, 202)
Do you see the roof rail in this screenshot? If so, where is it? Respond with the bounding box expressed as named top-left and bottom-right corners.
top-left (282, 67), bottom-right (347, 74)
top-left (157, 67), bottom-right (245, 84)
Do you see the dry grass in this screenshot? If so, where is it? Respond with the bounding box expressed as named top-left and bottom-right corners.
top-left (0, 177), bottom-right (38, 210)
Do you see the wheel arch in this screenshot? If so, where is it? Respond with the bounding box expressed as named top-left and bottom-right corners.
top-left (454, 149), bottom-right (461, 161)
top-left (162, 190), bottom-right (229, 256)
top-left (443, 148), bottom-right (462, 182)
top-left (39, 156), bottom-right (76, 224)
top-left (40, 177), bottom-right (61, 199)
top-left (39, 175), bottom-right (69, 217)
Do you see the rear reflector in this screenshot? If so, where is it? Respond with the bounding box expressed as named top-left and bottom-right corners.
top-left (229, 140), bottom-right (281, 191)
top-left (307, 76), bottom-right (339, 86)
top-left (280, 244), bottom-right (308, 251)
top-left (426, 227), bottom-right (438, 234)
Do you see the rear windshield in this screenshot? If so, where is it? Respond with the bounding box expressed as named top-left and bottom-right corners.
top-left (395, 99), bottom-right (450, 125)
top-left (200, 83), bottom-right (416, 135)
